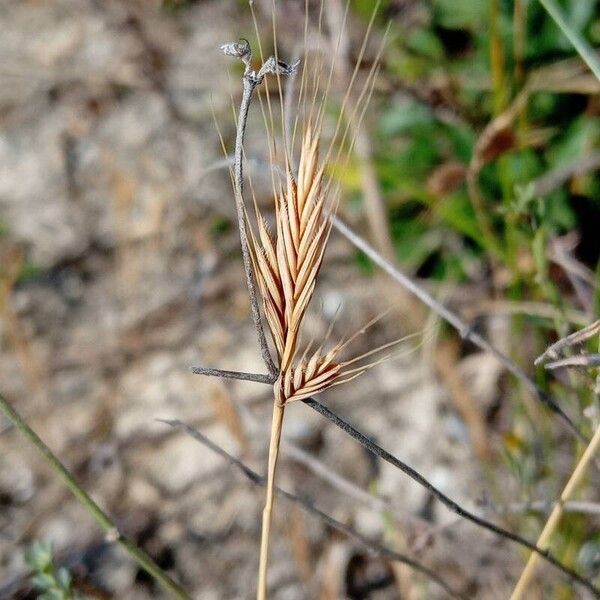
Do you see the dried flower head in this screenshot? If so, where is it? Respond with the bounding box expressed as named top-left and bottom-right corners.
top-left (248, 126), bottom-right (397, 405)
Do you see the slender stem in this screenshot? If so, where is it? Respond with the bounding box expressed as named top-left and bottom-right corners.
top-left (0, 393), bottom-right (189, 600)
top-left (196, 153), bottom-right (587, 440)
top-left (490, 0), bottom-right (506, 115)
top-left (189, 366), bottom-right (599, 593)
top-left (234, 74), bottom-right (278, 379)
top-left (535, 319), bottom-right (600, 366)
top-left (302, 397), bottom-right (600, 598)
top-left (257, 385), bottom-right (285, 600)
top-left (510, 423), bottom-right (600, 599)
top-left (491, 499), bottom-right (600, 516)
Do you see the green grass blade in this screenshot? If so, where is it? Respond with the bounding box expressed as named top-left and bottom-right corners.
top-left (538, 0), bottom-right (600, 82)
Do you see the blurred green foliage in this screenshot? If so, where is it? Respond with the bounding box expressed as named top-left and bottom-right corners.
top-left (350, 0), bottom-right (600, 291)
top-left (25, 541), bottom-right (83, 600)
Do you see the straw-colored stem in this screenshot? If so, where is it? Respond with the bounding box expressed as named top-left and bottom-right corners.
top-left (257, 384), bottom-right (286, 600)
top-left (0, 393), bottom-right (189, 599)
top-left (510, 422), bottom-right (600, 600)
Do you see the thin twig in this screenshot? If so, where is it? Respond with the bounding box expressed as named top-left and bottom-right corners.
top-left (544, 354), bottom-right (600, 370)
top-left (224, 41), bottom-right (278, 379)
top-left (0, 393), bottom-right (190, 600)
top-left (532, 151), bottom-right (600, 197)
top-left (190, 366), bottom-right (275, 384)
top-left (197, 153), bottom-right (587, 439)
top-left (159, 419), bottom-right (468, 600)
top-left (195, 146), bottom-right (588, 441)
top-left (217, 31), bottom-right (594, 598)
top-left (535, 320), bottom-right (600, 366)
top-left (510, 422), bottom-right (600, 599)
top-left (330, 215), bottom-right (587, 442)
top-left (486, 499), bottom-right (600, 516)
top-left (462, 299), bottom-right (588, 327)
top-left (283, 442), bottom-right (388, 514)
top-left (283, 441), bottom-right (439, 543)
top-left (538, 0), bottom-right (600, 82)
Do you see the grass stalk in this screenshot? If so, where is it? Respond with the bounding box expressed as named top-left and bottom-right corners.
top-left (510, 422), bottom-right (600, 599)
top-left (490, 0), bottom-right (506, 115)
top-left (235, 71), bottom-right (278, 380)
top-left (257, 388), bottom-right (285, 600)
top-left (0, 393), bottom-right (189, 600)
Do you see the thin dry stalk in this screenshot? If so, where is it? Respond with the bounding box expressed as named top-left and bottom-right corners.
top-left (221, 29), bottom-right (394, 597)
top-left (510, 423), bottom-right (600, 599)
top-left (512, 325), bottom-right (600, 599)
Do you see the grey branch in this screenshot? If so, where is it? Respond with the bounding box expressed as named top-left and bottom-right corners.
top-left (535, 319), bottom-right (600, 366)
top-left (544, 354), bottom-right (600, 370)
top-left (189, 366), bottom-right (600, 595)
top-left (223, 42), bottom-right (284, 379)
top-left (532, 151), bottom-right (600, 197)
top-left (190, 366), bottom-right (275, 384)
top-left (197, 145), bottom-right (587, 439)
top-left (487, 499), bottom-right (600, 516)
top-left (159, 418), bottom-right (467, 600)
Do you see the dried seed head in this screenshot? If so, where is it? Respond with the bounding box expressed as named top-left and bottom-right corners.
top-left (258, 57), bottom-right (301, 78)
top-left (249, 126), bottom-right (406, 405)
top-left (249, 126), bottom-right (330, 375)
top-left (221, 39), bottom-right (251, 60)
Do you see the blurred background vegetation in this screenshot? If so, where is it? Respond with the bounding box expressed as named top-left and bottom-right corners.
top-left (1, 0), bottom-right (599, 597)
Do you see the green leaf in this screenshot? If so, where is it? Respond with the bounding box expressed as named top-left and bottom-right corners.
top-left (436, 191), bottom-right (484, 245)
top-left (538, 0), bottom-right (600, 79)
top-left (31, 573), bottom-right (56, 591)
top-left (56, 567), bottom-right (72, 590)
top-left (25, 541), bottom-right (54, 572)
top-left (405, 28), bottom-right (444, 60)
top-left (39, 592), bottom-right (64, 600)
top-left (432, 0), bottom-right (488, 29)
top-left (379, 100), bottom-right (434, 137)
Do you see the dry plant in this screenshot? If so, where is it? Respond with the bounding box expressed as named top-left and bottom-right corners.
top-left (247, 124), bottom-right (404, 598)
top-left (216, 7), bottom-right (416, 597)
top-left (190, 3), bottom-right (600, 598)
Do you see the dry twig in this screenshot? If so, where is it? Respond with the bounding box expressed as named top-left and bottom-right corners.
top-left (330, 215), bottom-right (587, 442)
top-left (512, 322), bottom-right (600, 598)
top-left (510, 423), bottom-right (600, 599)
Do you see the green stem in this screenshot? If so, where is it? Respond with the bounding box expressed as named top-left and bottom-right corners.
top-left (490, 0), bottom-right (506, 115)
top-left (0, 393), bottom-right (190, 600)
